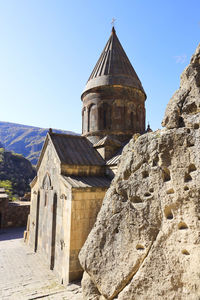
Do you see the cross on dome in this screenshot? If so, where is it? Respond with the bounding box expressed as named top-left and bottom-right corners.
top-left (111, 17), bottom-right (116, 27)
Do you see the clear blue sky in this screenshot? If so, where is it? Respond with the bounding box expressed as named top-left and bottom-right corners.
top-left (0, 0), bottom-right (199, 133)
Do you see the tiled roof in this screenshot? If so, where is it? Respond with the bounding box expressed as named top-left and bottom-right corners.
top-left (82, 27), bottom-right (146, 96)
top-left (106, 144), bottom-right (127, 166)
top-left (50, 133), bottom-right (105, 166)
top-left (62, 175), bottom-right (111, 188)
top-left (106, 154), bottom-right (121, 166)
top-left (93, 136), bottom-right (122, 148)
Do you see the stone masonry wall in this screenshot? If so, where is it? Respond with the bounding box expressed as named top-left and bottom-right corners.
top-left (28, 138), bottom-right (69, 285)
top-left (0, 199), bottom-right (30, 229)
top-left (69, 187), bottom-right (107, 282)
top-left (5, 202), bottom-right (30, 228)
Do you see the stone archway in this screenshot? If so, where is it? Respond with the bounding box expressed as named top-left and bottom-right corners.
top-left (50, 193), bottom-right (57, 270)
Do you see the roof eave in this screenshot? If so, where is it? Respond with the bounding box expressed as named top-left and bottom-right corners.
top-left (81, 78), bottom-right (146, 100)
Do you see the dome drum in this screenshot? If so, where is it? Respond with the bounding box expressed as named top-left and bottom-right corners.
top-left (81, 27), bottom-right (146, 144)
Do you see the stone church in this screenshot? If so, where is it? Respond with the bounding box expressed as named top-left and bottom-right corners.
top-left (26, 27), bottom-right (147, 285)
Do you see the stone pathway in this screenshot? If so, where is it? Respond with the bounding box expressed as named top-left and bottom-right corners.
top-left (0, 227), bottom-right (82, 300)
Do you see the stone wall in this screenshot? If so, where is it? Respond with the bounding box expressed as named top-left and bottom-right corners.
top-left (27, 137), bottom-right (108, 285)
top-left (0, 200), bottom-right (30, 228)
top-left (69, 187), bottom-right (107, 282)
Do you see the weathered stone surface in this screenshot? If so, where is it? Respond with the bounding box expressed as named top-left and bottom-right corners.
top-left (79, 43), bottom-right (200, 300)
top-left (162, 43), bottom-right (200, 129)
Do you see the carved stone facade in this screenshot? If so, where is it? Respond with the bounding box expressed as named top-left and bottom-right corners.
top-left (82, 86), bottom-right (146, 144)
top-left (27, 134), bottom-right (110, 284)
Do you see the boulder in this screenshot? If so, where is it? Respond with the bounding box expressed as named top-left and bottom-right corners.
top-left (162, 43), bottom-right (200, 129)
top-left (79, 42), bottom-right (200, 299)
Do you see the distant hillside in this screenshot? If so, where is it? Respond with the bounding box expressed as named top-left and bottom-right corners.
top-left (0, 147), bottom-right (36, 199)
top-left (0, 121), bottom-right (78, 165)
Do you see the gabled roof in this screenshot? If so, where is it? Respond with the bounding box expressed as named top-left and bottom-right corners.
top-left (82, 27), bottom-right (146, 97)
top-left (106, 140), bottom-right (129, 166)
top-left (106, 153), bottom-right (121, 166)
top-left (93, 135), bottom-right (122, 148)
top-left (37, 132), bottom-right (105, 170)
top-left (30, 176), bottom-right (38, 188)
top-left (62, 175), bottom-right (111, 188)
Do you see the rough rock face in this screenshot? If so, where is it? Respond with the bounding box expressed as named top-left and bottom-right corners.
top-left (162, 43), bottom-right (200, 129)
top-left (79, 44), bottom-right (200, 300)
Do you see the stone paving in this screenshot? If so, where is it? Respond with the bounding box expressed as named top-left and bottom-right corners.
top-left (0, 227), bottom-right (82, 300)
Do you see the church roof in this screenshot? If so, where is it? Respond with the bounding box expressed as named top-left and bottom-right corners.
top-left (62, 175), bottom-right (111, 188)
top-left (82, 27), bottom-right (145, 97)
top-left (106, 153), bottom-right (121, 166)
top-left (93, 135), bottom-right (122, 148)
top-left (49, 133), bottom-right (105, 166)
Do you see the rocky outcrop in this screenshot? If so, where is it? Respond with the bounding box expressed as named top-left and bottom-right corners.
top-left (162, 43), bottom-right (200, 130)
top-left (79, 43), bottom-right (200, 299)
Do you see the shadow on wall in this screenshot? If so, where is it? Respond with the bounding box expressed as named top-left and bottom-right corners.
top-left (0, 227), bottom-right (25, 242)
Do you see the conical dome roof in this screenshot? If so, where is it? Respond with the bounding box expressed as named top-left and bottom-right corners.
top-left (82, 27), bottom-right (145, 97)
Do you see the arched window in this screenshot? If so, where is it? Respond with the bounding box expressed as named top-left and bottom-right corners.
top-left (99, 103), bottom-right (112, 130)
top-left (42, 173), bottom-right (51, 190)
top-left (103, 109), bottom-right (107, 128)
top-left (44, 192), bottom-right (48, 207)
top-left (130, 112), bottom-right (134, 128)
top-left (82, 107), bottom-right (86, 134)
top-left (88, 104), bottom-right (98, 132)
top-left (87, 106), bottom-right (90, 132)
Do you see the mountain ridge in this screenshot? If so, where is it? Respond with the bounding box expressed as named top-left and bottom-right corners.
top-left (0, 121), bottom-right (78, 165)
top-left (0, 147), bottom-right (36, 199)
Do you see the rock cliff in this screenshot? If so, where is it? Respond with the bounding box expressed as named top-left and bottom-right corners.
top-left (79, 43), bottom-right (200, 299)
top-left (162, 43), bottom-right (200, 130)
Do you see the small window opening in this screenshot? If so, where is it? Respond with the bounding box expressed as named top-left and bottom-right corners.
top-left (44, 193), bottom-right (48, 207)
top-left (103, 110), bottom-right (107, 128)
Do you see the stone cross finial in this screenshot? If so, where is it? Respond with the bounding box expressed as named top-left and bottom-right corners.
top-left (111, 18), bottom-right (116, 27)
